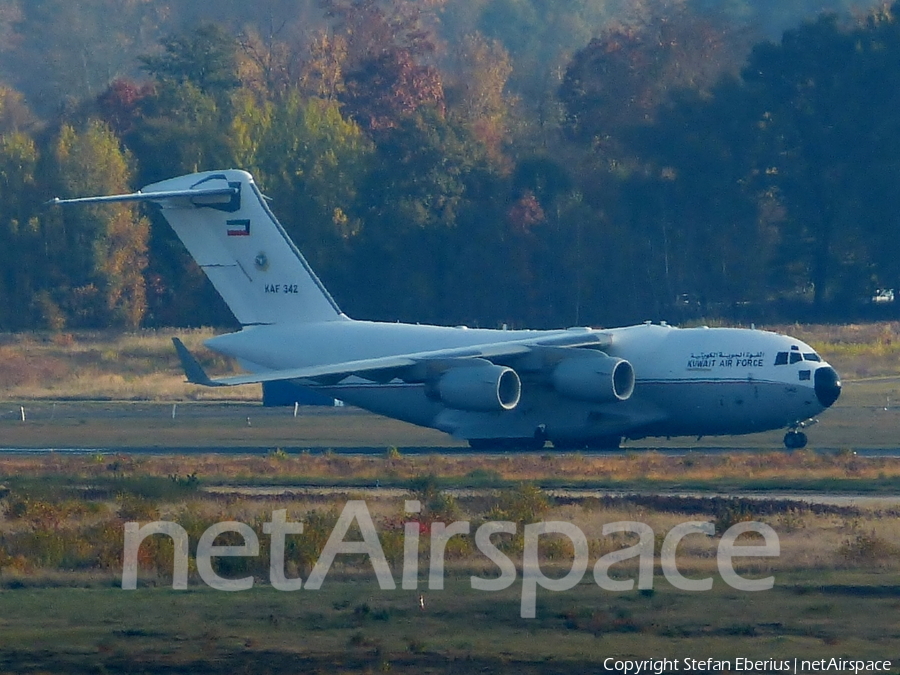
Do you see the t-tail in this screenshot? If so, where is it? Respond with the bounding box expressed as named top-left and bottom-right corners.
top-left (52, 169), bottom-right (346, 326)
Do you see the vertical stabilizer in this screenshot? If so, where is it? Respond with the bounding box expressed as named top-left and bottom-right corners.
top-left (50, 169), bottom-right (347, 326)
top-left (143, 170), bottom-right (345, 326)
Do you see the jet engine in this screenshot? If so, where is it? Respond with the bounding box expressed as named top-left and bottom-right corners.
top-left (435, 363), bottom-right (521, 412)
top-left (551, 353), bottom-right (634, 403)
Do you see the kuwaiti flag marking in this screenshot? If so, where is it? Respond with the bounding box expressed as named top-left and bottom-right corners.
top-left (227, 219), bottom-right (251, 236)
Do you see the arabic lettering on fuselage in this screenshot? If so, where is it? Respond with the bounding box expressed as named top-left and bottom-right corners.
top-left (686, 351), bottom-right (766, 370)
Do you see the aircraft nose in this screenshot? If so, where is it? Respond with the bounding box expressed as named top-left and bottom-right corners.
top-left (814, 366), bottom-right (841, 408)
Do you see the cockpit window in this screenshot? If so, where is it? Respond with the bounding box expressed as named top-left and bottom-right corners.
top-left (776, 349), bottom-right (817, 365)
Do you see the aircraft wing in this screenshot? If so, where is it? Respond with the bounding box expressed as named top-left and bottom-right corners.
top-left (172, 330), bottom-right (610, 387)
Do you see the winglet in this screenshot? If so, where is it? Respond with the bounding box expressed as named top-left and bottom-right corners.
top-left (172, 337), bottom-right (221, 387)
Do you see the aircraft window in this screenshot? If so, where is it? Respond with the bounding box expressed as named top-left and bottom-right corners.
top-left (803, 353), bottom-right (821, 362)
top-left (790, 352), bottom-right (802, 364)
top-left (775, 352), bottom-right (789, 365)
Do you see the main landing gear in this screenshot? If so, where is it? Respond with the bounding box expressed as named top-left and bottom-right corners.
top-left (783, 418), bottom-right (817, 450)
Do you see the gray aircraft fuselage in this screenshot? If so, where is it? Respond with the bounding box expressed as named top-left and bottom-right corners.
top-left (208, 319), bottom-right (841, 448)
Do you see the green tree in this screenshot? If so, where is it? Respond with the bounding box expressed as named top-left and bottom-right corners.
top-left (447, 33), bottom-right (515, 162)
top-left (852, 7), bottom-right (900, 297)
top-left (0, 129), bottom-right (40, 329)
top-left (742, 14), bottom-right (882, 307)
top-left (297, 30), bottom-right (348, 101)
top-left (347, 110), bottom-right (506, 323)
top-left (615, 79), bottom-right (773, 315)
top-left (0, 85), bottom-right (34, 134)
top-left (238, 92), bottom-right (373, 284)
top-left (466, 0), bottom-right (613, 145)
top-left (131, 25), bottom-right (245, 181)
top-left (594, 5), bottom-right (900, 320)
top-left (53, 121), bottom-right (148, 328)
top-left (140, 23), bottom-right (241, 99)
top-left (124, 79), bottom-right (240, 326)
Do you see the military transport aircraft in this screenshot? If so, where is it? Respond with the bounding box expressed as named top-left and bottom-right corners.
top-left (53, 170), bottom-right (841, 450)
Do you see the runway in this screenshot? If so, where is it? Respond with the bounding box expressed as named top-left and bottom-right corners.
top-left (3, 444), bottom-right (900, 457)
top-left (0, 398), bottom-right (898, 455)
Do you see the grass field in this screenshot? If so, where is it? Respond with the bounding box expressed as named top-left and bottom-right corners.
top-left (6, 441), bottom-right (900, 493)
top-left (0, 472), bottom-right (900, 673)
top-left (1, 571), bottom-right (899, 674)
top-left (1, 461), bottom-right (900, 673)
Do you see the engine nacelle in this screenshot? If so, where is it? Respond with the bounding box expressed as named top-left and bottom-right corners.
top-left (436, 364), bottom-right (521, 412)
top-left (551, 353), bottom-right (634, 403)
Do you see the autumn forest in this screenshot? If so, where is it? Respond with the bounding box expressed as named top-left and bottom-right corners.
top-left (0, 0), bottom-right (898, 331)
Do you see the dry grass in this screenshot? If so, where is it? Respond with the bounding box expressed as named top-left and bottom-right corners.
top-left (3, 448), bottom-right (900, 492)
top-left (0, 329), bottom-right (259, 400)
top-left (2, 458), bottom-right (899, 579)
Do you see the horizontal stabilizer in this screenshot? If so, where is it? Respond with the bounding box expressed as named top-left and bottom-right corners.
top-left (172, 338), bottom-right (223, 387)
top-left (49, 186), bottom-right (238, 207)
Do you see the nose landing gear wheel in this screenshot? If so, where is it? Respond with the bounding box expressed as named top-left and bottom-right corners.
top-left (783, 430), bottom-right (808, 450)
